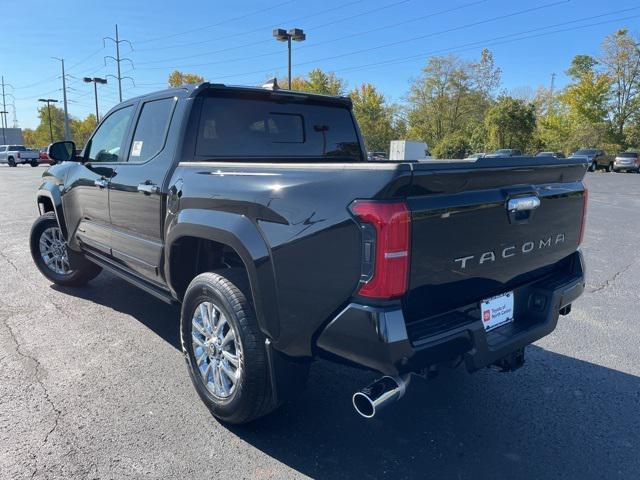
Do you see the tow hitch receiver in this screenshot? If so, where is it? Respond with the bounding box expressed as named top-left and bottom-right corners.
top-left (491, 348), bottom-right (525, 372)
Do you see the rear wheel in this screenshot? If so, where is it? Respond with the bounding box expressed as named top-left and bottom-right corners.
top-left (181, 270), bottom-right (297, 424)
top-left (30, 160), bottom-right (38, 167)
top-left (607, 163), bottom-right (613, 172)
top-left (30, 213), bottom-right (102, 286)
top-left (588, 161), bottom-right (596, 172)
top-left (8, 156), bottom-right (16, 167)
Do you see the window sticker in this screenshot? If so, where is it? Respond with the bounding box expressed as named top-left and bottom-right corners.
top-left (131, 140), bottom-right (143, 157)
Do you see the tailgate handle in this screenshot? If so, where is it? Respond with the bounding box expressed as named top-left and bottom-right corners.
top-left (508, 196), bottom-right (540, 212)
top-left (507, 195), bottom-right (540, 224)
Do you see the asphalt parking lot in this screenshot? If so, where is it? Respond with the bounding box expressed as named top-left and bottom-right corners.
top-left (1, 166), bottom-right (638, 479)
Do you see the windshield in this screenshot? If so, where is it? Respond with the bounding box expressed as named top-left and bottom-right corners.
top-left (574, 149), bottom-right (597, 155)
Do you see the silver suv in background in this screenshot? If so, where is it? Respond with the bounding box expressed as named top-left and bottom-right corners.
top-left (613, 152), bottom-right (640, 173)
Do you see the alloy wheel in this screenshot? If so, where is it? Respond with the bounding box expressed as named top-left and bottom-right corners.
top-left (191, 301), bottom-right (243, 399)
top-left (39, 226), bottom-right (72, 275)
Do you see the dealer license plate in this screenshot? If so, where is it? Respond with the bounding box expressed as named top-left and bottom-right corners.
top-left (480, 292), bottom-right (514, 332)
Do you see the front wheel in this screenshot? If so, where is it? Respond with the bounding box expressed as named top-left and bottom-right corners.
top-left (181, 270), bottom-right (284, 424)
top-left (30, 212), bottom-right (102, 286)
top-left (588, 161), bottom-right (596, 172)
top-left (8, 157), bottom-right (16, 167)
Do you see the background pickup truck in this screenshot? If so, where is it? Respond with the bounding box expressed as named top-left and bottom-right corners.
top-left (31, 82), bottom-right (588, 424)
top-left (0, 145), bottom-right (39, 167)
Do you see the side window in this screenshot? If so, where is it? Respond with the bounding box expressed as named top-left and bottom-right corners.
top-left (85, 106), bottom-right (134, 163)
top-left (128, 98), bottom-right (176, 163)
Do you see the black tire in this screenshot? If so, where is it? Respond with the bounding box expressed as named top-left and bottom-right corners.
top-left (588, 161), bottom-right (596, 172)
top-left (30, 160), bottom-right (39, 167)
top-left (607, 163), bottom-right (614, 172)
top-left (8, 157), bottom-right (16, 167)
top-left (181, 269), bottom-right (280, 424)
top-left (30, 212), bottom-right (102, 287)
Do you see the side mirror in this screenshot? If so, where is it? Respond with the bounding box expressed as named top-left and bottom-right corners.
top-left (47, 141), bottom-right (78, 163)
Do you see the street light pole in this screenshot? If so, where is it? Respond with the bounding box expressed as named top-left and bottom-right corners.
top-left (38, 99), bottom-right (58, 143)
top-left (273, 28), bottom-right (306, 89)
top-left (288, 36), bottom-right (292, 90)
top-left (83, 77), bottom-right (108, 123)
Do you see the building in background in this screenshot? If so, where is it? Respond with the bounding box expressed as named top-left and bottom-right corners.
top-left (0, 128), bottom-right (24, 145)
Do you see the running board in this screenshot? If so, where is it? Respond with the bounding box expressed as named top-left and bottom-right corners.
top-left (83, 250), bottom-right (177, 305)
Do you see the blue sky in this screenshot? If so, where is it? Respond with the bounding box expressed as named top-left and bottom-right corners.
top-left (3, 0), bottom-right (639, 129)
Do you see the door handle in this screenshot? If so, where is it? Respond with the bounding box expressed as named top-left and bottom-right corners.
top-left (94, 178), bottom-right (108, 188)
top-left (137, 182), bottom-right (160, 194)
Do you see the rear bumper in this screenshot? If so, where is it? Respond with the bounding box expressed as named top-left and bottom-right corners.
top-left (317, 251), bottom-right (585, 376)
top-left (613, 164), bottom-right (639, 171)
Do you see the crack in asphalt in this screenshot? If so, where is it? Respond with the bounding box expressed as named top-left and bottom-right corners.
top-left (588, 262), bottom-right (635, 293)
top-left (0, 250), bottom-right (19, 272)
top-left (1, 314), bottom-right (62, 480)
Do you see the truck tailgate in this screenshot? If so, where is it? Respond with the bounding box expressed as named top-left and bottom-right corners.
top-left (403, 157), bottom-right (587, 323)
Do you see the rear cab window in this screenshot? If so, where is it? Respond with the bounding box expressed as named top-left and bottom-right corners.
top-left (195, 92), bottom-right (362, 161)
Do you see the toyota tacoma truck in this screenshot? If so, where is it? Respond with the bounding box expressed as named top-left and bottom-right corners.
top-left (31, 82), bottom-right (588, 424)
top-left (0, 145), bottom-right (39, 167)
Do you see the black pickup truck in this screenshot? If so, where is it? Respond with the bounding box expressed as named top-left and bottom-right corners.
top-left (31, 82), bottom-right (588, 424)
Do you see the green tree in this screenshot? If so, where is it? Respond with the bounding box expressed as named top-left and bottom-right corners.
top-left (432, 131), bottom-right (472, 158)
top-left (22, 105), bottom-right (66, 147)
top-left (285, 69), bottom-right (346, 95)
top-left (566, 54), bottom-right (599, 80)
top-left (560, 71), bottom-right (611, 124)
top-left (349, 83), bottom-right (401, 153)
top-left (168, 70), bottom-right (205, 87)
top-left (406, 50), bottom-right (500, 147)
top-left (600, 29), bottom-right (640, 139)
top-left (484, 96), bottom-right (536, 151)
top-left (71, 114), bottom-right (98, 149)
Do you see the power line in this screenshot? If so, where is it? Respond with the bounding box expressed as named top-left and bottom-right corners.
top-left (208, 8), bottom-right (640, 82)
top-left (133, 0), bottom-right (377, 53)
top-left (134, 0), bottom-right (298, 45)
top-left (66, 46), bottom-right (106, 72)
top-left (135, 0), bottom-right (480, 69)
top-left (336, 12), bottom-right (640, 75)
top-left (140, 0), bottom-right (566, 72)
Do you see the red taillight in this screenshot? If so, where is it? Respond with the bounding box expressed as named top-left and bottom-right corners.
top-left (579, 188), bottom-right (588, 245)
top-left (350, 200), bottom-right (410, 299)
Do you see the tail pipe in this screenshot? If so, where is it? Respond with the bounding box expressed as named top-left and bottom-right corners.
top-left (352, 374), bottom-right (411, 419)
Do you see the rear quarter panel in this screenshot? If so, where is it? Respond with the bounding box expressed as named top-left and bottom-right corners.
top-left (168, 162), bottom-right (411, 356)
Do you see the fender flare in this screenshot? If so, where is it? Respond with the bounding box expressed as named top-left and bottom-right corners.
top-left (165, 209), bottom-right (280, 340)
top-left (36, 182), bottom-right (69, 241)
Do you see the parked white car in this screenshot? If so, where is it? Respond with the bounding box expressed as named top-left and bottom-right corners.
top-left (0, 145), bottom-right (39, 167)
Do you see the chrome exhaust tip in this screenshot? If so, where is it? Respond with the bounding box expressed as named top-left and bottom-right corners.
top-left (352, 375), bottom-right (410, 419)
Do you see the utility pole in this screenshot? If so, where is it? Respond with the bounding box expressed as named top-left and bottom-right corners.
top-left (52, 57), bottom-right (71, 141)
top-left (104, 24), bottom-right (134, 102)
top-left (548, 72), bottom-right (556, 114)
top-left (1, 76), bottom-right (7, 138)
top-left (38, 99), bottom-right (58, 143)
top-left (0, 111), bottom-right (7, 144)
